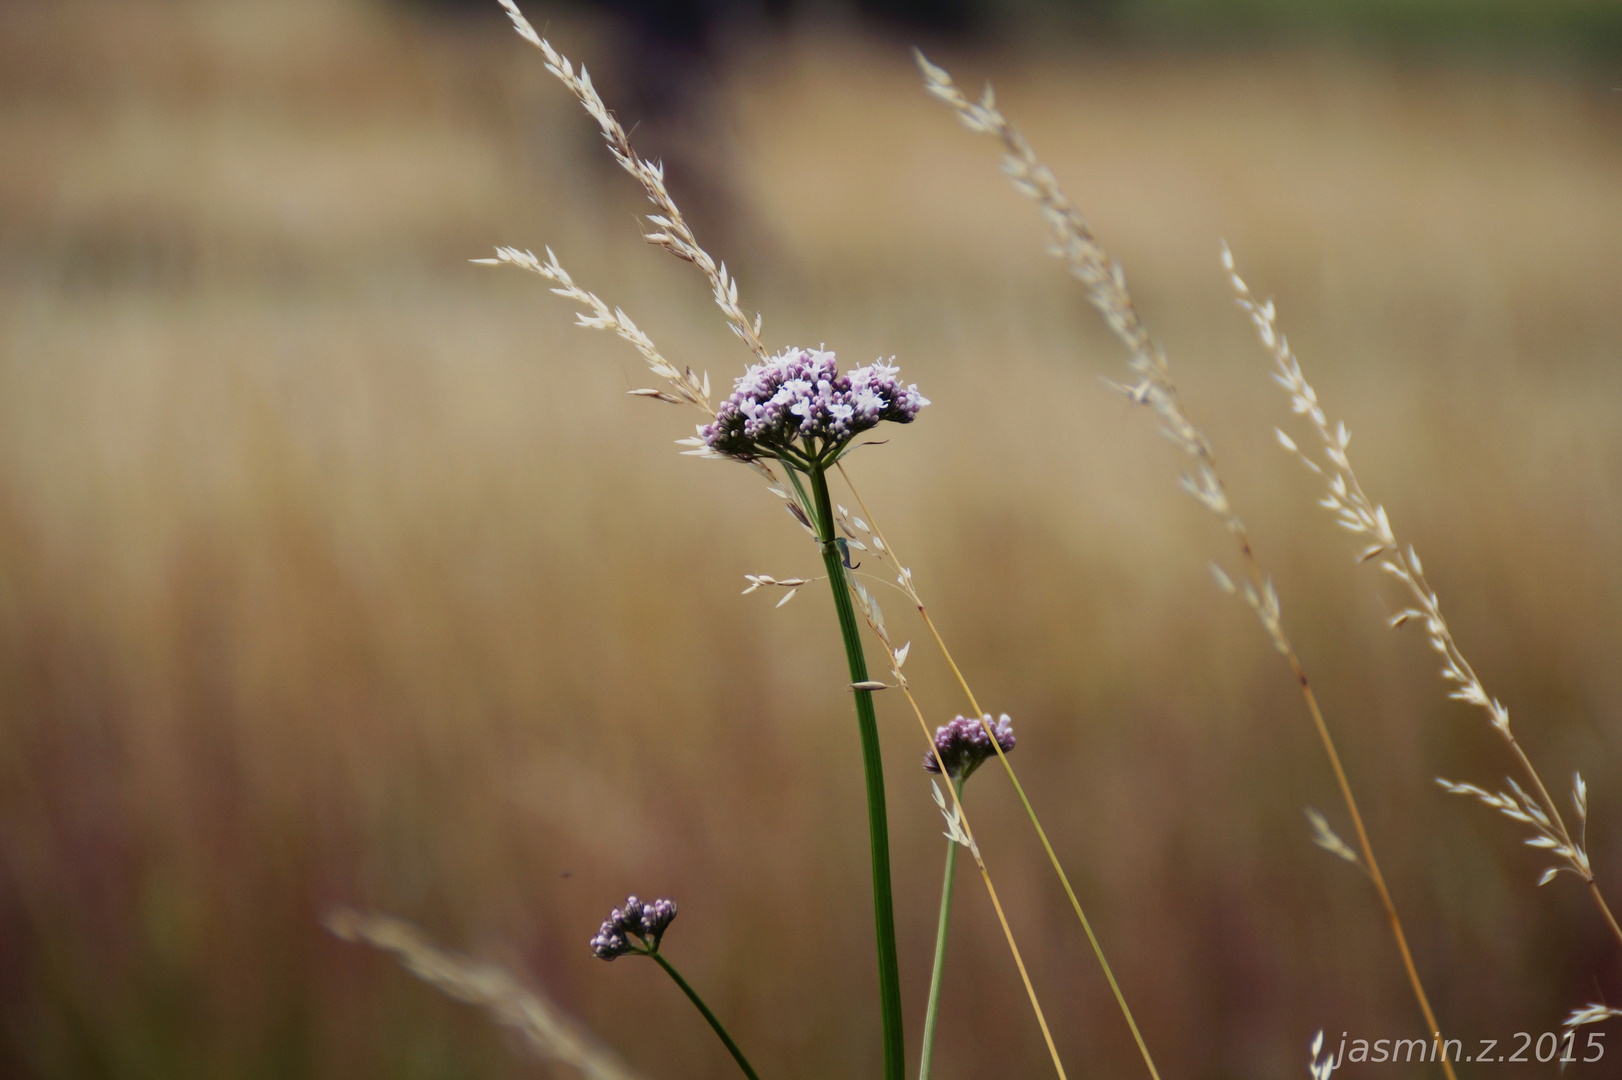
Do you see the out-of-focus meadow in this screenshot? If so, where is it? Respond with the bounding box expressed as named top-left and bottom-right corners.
top-left (3, 0), bottom-right (1622, 1076)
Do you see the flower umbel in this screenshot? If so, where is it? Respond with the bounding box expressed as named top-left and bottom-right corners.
top-left (590, 895), bottom-right (678, 961)
top-left (698, 347), bottom-right (928, 466)
top-left (924, 714), bottom-right (1016, 782)
top-left (584, 891), bottom-right (760, 1080)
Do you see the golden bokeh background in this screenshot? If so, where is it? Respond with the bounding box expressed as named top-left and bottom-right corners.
top-left (3, 1), bottom-right (1621, 1077)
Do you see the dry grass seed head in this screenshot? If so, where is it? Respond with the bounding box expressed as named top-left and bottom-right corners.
top-left (327, 909), bottom-right (640, 1080)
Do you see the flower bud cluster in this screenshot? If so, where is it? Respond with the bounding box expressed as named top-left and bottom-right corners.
top-left (590, 895), bottom-right (679, 961)
top-left (923, 714), bottom-right (1016, 781)
top-left (700, 347), bottom-right (928, 463)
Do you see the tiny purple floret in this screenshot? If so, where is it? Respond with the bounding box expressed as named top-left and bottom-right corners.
top-left (923, 714), bottom-right (1016, 781)
top-left (700, 347), bottom-right (928, 462)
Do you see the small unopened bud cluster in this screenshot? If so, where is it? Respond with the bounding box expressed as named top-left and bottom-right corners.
top-left (590, 895), bottom-right (678, 961)
top-left (923, 714), bottom-right (1016, 781)
top-left (700, 347), bottom-right (927, 464)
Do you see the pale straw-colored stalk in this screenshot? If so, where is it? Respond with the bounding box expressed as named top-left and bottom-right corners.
top-left (1223, 246), bottom-right (1622, 1031)
top-left (917, 51), bottom-right (1458, 1080)
top-left (326, 909), bottom-right (641, 1080)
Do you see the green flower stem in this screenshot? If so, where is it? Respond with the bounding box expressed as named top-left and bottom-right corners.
top-left (807, 460), bottom-right (905, 1080)
top-left (918, 776), bottom-right (962, 1080)
top-left (650, 952), bottom-right (763, 1080)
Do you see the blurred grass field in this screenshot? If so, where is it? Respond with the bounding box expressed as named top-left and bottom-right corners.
top-left (2, 1), bottom-right (1622, 1077)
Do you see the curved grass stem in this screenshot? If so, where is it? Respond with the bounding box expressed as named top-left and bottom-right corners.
top-left (650, 952), bottom-right (763, 1080)
top-left (1290, 663), bottom-right (1457, 1080)
top-left (907, 65), bottom-right (1463, 1073)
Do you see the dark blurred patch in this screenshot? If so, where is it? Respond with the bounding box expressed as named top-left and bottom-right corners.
top-left (397, 0), bottom-right (993, 38)
top-left (396, 0), bottom-right (1622, 58)
top-left (1106, 0), bottom-right (1622, 59)
top-left (393, 0), bottom-right (1000, 259)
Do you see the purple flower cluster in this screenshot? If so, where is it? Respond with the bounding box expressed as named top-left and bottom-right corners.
top-left (923, 714), bottom-right (1016, 781)
top-left (701, 347), bottom-right (928, 463)
top-left (590, 895), bottom-right (678, 961)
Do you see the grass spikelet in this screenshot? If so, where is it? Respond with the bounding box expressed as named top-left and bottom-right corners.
top-left (495, 0), bottom-right (767, 359)
top-left (920, 50), bottom-right (1460, 1080)
top-left (1224, 243), bottom-right (1622, 981)
top-left (472, 245), bottom-right (714, 416)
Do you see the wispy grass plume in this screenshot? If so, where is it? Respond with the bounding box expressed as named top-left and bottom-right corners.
top-left (1223, 246), bottom-right (1622, 1031)
top-left (917, 49), bottom-right (1459, 1080)
top-left (326, 909), bottom-right (641, 1080)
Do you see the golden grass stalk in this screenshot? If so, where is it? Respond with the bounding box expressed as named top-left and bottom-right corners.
top-left (326, 908), bottom-right (642, 1080)
top-left (1222, 246), bottom-right (1622, 1030)
top-left (917, 51), bottom-right (1459, 1080)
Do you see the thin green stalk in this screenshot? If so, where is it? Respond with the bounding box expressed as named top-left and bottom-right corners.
top-left (984, 739), bottom-right (1160, 1080)
top-left (650, 952), bottom-right (762, 1080)
top-left (807, 460), bottom-right (905, 1080)
top-left (919, 777), bottom-right (962, 1080)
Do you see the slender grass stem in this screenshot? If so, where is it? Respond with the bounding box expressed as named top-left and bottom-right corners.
top-left (1589, 881), bottom-right (1622, 946)
top-left (979, 731), bottom-right (1160, 1080)
top-left (919, 777), bottom-right (962, 1080)
top-left (650, 952), bottom-right (763, 1080)
top-left (1279, 353), bottom-right (1622, 958)
top-left (1289, 663), bottom-right (1457, 1080)
top-left (1225, 471), bottom-right (1456, 1079)
top-left (1219, 494), bottom-right (1457, 1080)
top-left (807, 461), bottom-right (905, 1080)
top-left (916, 59), bottom-right (1459, 1075)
